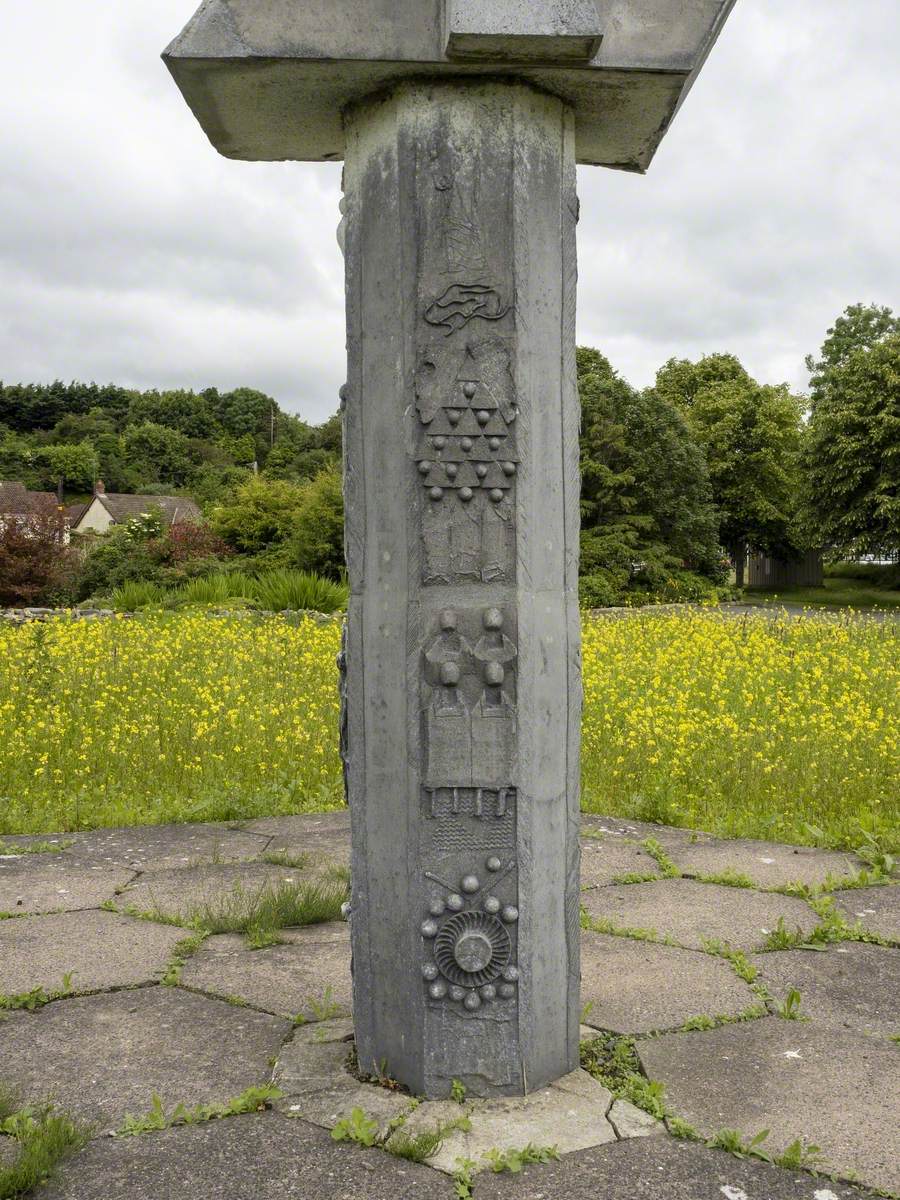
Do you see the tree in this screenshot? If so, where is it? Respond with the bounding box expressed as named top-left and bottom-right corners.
top-left (123, 423), bottom-right (196, 488)
top-left (801, 332), bottom-right (900, 557)
top-left (577, 348), bottom-right (721, 585)
top-left (0, 499), bottom-right (74, 606)
top-left (33, 442), bottom-right (99, 492)
top-left (806, 303), bottom-right (900, 402)
top-left (287, 464), bottom-right (346, 579)
top-left (652, 356), bottom-right (804, 583)
top-left (210, 476), bottom-right (309, 556)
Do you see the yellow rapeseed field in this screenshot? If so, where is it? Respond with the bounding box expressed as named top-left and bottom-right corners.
top-left (0, 609), bottom-right (896, 848)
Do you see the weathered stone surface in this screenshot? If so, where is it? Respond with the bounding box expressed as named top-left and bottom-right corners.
top-left (582, 880), bottom-right (819, 951)
top-left (671, 837), bottom-right (862, 890)
top-left (119, 863), bottom-right (309, 922)
top-left (181, 923), bottom-right (352, 1020)
top-left (580, 931), bottom-right (757, 1034)
top-left (0, 865), bottom-right (134, 915)
top-left (425, 1070), bottom-right (617, 1175)
top-left (276, 1019), bottom-right (409, 1137)
top-left (581, 815), bottom-right (714, 852)
top-left (343, 79), bottom-right (582, 1099)
top-left (0, 988), bottom-right (291, 1128)
top-left (751, 943), bottom-right (900, 1037)
top-left (39, 1111), bottom-right (452, 1200)
top-left (579, 835), bottom-right (660, 888)
top-left (0, 910), bottom-right (185, 996)
top-left (476, 1134), bottom-right (876, 1199)
top-left (163, 0), bottom-right (738, 171)
top-left (1, 823), bottom-right (269, 874)
top-left (607, 1099), bottom-right (665, 1140)
top-left (244, 813), bottom-right (351, 869)
top-left (834, 885), bottom-right (900, 944)
top-left (638, 1019), bottom-right (900, 1195)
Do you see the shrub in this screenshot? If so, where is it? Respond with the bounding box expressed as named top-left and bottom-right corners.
top-left (174, 572), bottom-right (257, 607)
top-left (253, 568), bottom-right (347, 614)
top-left (0, 501), bottom-right (76, 607)
top-left (110, 580), bottom-right (166, 611)
top-left (824, 561), bottom-right (900, 589)
top-left (287, 465), bottom-right (346, 580)
top-left (579, 571), bottom-right (624, 608)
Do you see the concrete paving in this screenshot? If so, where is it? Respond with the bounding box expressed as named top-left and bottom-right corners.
top-left (581, 878), bottom-right (821, 951)
top-left (118, 862), bottom-right (310, 923)
top-left (580, 931), bottom-right (758, 1034)
top-left (0, 910), bottom-right (186, 996)
top-left (833, 885), bottom-right (900, 944)
top-left (0, 813), bottom-right (894, 1199)
top-left (180, 922), bottom-right (352, 1020)
top-left (0, 988), bottom-right (291, 1129)
top-left (750, 942), bottom-right (900, 1037)
top-left (0, 864), bottom-right (134, 915)
top-left (638, 1018), bottom-right (900, 1195)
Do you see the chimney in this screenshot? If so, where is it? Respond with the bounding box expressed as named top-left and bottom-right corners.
top-left (94, 480), bottom-right (106, 496)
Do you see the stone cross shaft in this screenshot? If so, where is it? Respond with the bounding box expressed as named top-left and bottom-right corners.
top-left (164, 0), bottom-right (737, 1099)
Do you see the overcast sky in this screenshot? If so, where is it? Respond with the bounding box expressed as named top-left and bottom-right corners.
top-left (1, 2), bottom-right (897, 423)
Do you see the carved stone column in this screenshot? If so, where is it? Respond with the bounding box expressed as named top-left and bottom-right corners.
top-left (342, 79), bottom-right (582, 1099)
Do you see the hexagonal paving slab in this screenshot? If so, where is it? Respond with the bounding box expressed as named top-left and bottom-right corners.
top-left (180, 922), bottom-right (352, 1019)
top-left (579, 836), bottom-right (660, 888)
top-left (833, 885), bottom-right (900, 944)
top-left (0, 988), bottom-right (291, 1128)
top-left (0, 865), bottom-right (134, 915)
top-left (751, 942), bottom-right (900, 1037)
top-left (476, 1134), bottom-right (877, 1199)
top-left (582, 879), bottom-right (820, 951)
top-left (580, 931), bottom-right (758, 1034)
top-left (118, 863), bottom-right (311, 922)
top-left (0, 910), bottom-right (187, 996)
top-left (38, 1111), bottom-right (452, 1200)
top-left (0, 823), bottom-right (269, 873)
top-left (243, 813), bottom-right (351, 870)
top-left (638, 1018), bottom-right (900, 1195)
top-left (669, 838), bottom-right (862, 890)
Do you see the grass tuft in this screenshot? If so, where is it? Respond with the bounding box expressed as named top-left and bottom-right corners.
top-left (0, 1091), bottom-right (91, 1200)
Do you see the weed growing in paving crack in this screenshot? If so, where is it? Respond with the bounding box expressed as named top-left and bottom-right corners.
top-left (453, 1158), bottom-right (477, 1199)
top-left (450, 1079), bottom-right (467, 1105)
top-left (161, 934), bottom-right (208, 987)
top-left (330, 1108), bottom-right (379, 1147)
top-left (0, 975), bottom-right (74, 1012)
top-left (117, 1085), bottom-right (282, 1136)
top-left (260, 851), bottom-right (311, 870)
top-left (611, 872), bottom-right (660, 885)
top-left (640, 839), bottom-right (682, 878)
top-left (0, 1086), bottom-right (90, 1200)
top-left (776, 988), bottom-right (806, 1021)
top-left (695, 870), bottom-right (756, 889)
top-left (293, 986), bottom-right (344, 1025)
top-left (580, 907), bottom-right (674, 946)
top-left (0, 840), bottom-right (72, 857)
top-left (484, 1144), bottom-right (561, 1173)
top-left (389, 1114), bottom-right (473, 1164)
top-left (699, 940), bottom-right (760, 984)
top-left (580, 1033), bottom-right (667, 1120)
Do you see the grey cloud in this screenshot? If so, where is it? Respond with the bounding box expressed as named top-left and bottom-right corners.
top-left (0, 0), bottom-right (897, 417)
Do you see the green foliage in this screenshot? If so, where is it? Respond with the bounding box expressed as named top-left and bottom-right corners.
top-left (825, 561), bottom-right (900, 590)
top-left (0, 1092), bottom-right (90, 1199)
top-left (707, 1127), bottom-right (772, 1161)
top-left (389, 1114), bottom-right (472, 1163)
top-left (450, 1079), bottom-right (467, 1105)
top-left (775, 988), bottom-right (805, 1020)
top-left (330, 1108), bottom-right (379, 1147)
top-left (802, 312), bottom-right (900, 556)
top-left (211, 477), bottom-right (308, 556)
top-left (577, 348), bottom-right (723, 594)
top-left (32, 442), bottom-right (99, 492)
top-left (251, 568), bottom-right (348, 614)
top-left (453, 1158), bottom-right (477, 1199)
top-left (181, 877), bottom-right (348, 948)
top-left (285, 465), bottom-right (346, 580)
top-left (696, 869), bottom-right (755, 889)
top-left (118, 1086), bottom-right (281, 1137)
top-left (640, 838), bottom-right (681, 878)
top-left (110, 580), bottom-right (166, 611)
top-left (580, 1034), bottom-right (668, 1120)
top-left (174, 572), bottom-right (257, 608)
top-left (655, 356), bottom-right (805, 564)
top-left (484, 1144), bottom-right (560, 1173)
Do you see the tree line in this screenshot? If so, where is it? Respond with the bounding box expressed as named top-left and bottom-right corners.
top-left (0, 302), bottom-right (897, 607)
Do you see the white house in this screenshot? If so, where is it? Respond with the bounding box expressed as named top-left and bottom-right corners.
top-left (71, 483), bottom-right (201, 535)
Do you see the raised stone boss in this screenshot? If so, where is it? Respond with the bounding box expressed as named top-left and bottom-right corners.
top-left (164, 0), bottom-right (736, 1098)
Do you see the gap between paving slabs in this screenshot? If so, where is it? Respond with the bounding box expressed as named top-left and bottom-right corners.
top-left (273, 1017), bottom-right (663, 1180)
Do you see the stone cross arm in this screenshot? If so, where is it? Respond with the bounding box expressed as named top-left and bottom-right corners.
top-left (164, 0), bottom-right (736, 171)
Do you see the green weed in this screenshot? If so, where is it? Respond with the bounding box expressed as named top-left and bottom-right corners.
top-left (640, 839), bottom-right (681, 878)
top-left (117, 1085), bottom-right (281, 1136)
top-left (484, 1144), bottom-right (561, 1173)
top-left (389, 1115), bottom-right (472, 1163)
top-left (330, 1108), bottom-right (379, 1147)
top-left (450, 1079), bottom-right (467, 1105)
top-left (776, 988), bottom-right (805, 1021)
top-left (696, 870), bottom-right (756, 889)
top-left (0, 1093), bottom-right (90, 1200)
